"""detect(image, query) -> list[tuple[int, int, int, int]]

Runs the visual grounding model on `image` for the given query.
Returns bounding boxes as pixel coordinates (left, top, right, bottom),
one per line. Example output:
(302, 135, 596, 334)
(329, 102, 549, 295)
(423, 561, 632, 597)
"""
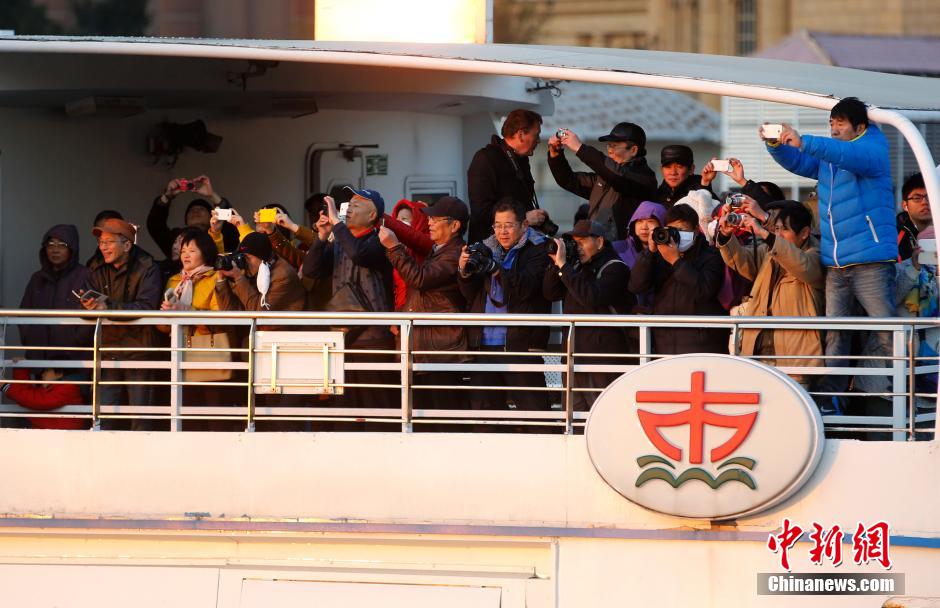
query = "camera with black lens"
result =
(652, 226, 680, 246)
(215, 252, 248, 272)
(726, 212, 746, 227)
(464, 242, 498, 276)
(547, 234, 580, 265)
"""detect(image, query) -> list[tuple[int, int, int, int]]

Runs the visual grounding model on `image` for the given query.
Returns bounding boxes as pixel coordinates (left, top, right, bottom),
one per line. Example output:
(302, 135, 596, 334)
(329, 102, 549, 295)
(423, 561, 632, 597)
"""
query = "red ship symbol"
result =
(636, 370, 760, 463)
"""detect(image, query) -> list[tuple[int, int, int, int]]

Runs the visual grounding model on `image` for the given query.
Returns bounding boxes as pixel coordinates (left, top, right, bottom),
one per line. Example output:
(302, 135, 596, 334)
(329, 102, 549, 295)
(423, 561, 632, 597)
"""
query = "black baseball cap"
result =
(421, 196, 469, 227)
(569, 220, 606, 238)
(660, 144, 694, 167)
(599, 122, 647, 150)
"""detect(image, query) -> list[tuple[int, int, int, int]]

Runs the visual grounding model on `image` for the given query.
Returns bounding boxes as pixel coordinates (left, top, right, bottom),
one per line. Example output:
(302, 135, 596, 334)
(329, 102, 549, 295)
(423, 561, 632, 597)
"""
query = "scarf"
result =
(174, 265, 213, 309)
(482, 227, 544, 306)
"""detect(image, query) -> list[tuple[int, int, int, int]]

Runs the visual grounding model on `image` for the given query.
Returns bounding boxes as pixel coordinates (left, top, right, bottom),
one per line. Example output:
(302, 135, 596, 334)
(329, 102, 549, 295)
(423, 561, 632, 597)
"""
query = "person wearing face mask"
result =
(628, 204, 727, 356)
(717, 201, 825, 388)
(543, 220, 636, 410)
(547, 122, 658, 241)
(215, 232, 304, 313)
(467, 109, 557, 243)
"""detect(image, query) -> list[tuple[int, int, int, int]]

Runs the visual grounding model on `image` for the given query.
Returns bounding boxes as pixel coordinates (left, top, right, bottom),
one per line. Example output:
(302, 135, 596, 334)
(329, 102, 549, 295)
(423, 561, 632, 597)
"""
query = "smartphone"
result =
(711, 159, 731, 172)
(258, 208, 278, 223)
(761, 123, 784, 139)
(216, 208, 233, 221)
(72, 289, 104, 302)
(338, 202, 350, 223)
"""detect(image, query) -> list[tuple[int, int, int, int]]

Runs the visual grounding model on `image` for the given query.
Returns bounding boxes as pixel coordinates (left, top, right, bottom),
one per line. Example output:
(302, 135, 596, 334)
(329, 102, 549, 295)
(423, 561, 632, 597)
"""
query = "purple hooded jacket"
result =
(19, 224, 93, 360)
(612, 201, 667, 269)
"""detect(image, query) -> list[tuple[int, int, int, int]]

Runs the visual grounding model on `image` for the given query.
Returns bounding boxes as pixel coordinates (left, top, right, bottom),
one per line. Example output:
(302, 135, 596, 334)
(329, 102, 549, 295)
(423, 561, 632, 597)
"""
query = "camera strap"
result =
(502, 145, 539, 210)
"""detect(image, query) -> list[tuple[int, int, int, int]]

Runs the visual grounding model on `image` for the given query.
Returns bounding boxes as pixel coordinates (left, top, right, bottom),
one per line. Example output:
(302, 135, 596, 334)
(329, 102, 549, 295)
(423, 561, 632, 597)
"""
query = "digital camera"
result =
(547, 234, 579, 265)
(727, 193, 747, 209)
(214, 252, 248, 272)
(464, 242, 498, 276)
(651, 226, 680, 246)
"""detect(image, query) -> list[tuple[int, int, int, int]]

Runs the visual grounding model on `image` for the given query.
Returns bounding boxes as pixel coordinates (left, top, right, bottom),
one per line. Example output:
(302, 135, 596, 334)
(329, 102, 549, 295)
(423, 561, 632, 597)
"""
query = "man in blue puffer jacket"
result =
(765, 97, 898, 415)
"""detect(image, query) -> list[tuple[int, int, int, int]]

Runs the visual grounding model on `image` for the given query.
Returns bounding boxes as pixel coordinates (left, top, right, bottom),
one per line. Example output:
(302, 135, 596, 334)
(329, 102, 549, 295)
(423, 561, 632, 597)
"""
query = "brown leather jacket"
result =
(386, 235, 467, 362)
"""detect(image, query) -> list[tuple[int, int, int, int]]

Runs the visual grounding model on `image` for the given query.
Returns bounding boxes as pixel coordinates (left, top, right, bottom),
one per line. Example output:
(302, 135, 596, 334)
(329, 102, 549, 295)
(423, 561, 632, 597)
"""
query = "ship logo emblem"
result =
(634, 371, 760, 489)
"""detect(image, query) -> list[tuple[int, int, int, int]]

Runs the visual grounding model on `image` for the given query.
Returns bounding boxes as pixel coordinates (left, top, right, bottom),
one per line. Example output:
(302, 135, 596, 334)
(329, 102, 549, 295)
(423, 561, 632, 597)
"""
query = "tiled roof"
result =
(540, 81, 721, 143)
(755, 31, 940, 76)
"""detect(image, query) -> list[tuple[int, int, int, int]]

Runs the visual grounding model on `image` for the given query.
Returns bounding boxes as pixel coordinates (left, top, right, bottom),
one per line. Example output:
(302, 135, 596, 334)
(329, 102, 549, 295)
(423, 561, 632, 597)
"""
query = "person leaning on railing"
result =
(378, 196, 470, 408)
(716, 200, 825, 389)
(79, 218, 163, 431)
(458, 198, 552, 411)
(543, 220, 636, 410)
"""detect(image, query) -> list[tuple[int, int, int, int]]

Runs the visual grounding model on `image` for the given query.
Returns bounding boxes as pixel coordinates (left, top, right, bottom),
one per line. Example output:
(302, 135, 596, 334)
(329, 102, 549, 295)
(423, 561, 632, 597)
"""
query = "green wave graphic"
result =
(717, 457, 756, 471)
(635, 467, 757, 490)
(636, 454, 676, 469)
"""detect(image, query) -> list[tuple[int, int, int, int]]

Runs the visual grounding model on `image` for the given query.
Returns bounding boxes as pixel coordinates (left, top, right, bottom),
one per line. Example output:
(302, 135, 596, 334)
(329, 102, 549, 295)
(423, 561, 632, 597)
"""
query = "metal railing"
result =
(0, 310, 936, 440)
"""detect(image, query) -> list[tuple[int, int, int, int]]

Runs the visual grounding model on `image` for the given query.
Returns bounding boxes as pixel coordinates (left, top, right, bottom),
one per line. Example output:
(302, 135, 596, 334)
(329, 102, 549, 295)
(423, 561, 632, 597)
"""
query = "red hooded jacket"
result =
(3, 369, 86, 430)
(385, 199, 431, 310)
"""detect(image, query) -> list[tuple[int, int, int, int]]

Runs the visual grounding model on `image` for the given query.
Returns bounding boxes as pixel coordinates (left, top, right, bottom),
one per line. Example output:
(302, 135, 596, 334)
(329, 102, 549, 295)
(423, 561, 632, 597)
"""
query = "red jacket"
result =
(386, 199, 431, 311)
(4, 369, 86, 430)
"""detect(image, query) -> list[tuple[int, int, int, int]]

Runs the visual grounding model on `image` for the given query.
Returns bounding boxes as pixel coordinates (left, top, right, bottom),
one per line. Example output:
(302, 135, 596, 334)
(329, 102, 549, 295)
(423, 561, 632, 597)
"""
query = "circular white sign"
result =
(586, 354, 824, 520)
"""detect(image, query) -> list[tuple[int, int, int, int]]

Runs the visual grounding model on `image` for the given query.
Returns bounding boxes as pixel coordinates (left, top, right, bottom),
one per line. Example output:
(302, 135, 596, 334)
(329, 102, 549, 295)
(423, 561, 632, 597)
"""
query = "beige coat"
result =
(720, 234, 825, 370)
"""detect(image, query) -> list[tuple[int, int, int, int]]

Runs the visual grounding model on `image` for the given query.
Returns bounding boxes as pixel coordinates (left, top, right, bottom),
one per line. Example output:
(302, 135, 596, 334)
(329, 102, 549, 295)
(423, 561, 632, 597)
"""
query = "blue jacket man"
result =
(764, 97, 897, 415)
(767, 121, 897, 267)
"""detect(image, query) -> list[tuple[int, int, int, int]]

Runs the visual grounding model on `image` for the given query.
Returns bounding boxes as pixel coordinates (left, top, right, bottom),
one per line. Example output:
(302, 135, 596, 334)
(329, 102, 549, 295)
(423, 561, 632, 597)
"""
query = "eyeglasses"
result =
(428, 216, 454, 224)
(606, 141, 633, 149)
(97, 238, 127, 248)
(44, 240, 69, 249)
(905, 194, 929, 203)
(492, 222, 521, 232)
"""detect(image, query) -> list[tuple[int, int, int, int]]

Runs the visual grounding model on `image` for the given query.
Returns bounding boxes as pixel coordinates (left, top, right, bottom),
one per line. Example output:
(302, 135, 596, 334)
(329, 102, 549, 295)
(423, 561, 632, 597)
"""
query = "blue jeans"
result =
(816, 263, 897, 395)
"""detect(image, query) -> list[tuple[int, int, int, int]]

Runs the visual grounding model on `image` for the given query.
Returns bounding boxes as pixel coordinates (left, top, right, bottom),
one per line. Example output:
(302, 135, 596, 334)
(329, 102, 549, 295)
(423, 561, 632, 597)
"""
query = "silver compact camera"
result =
(556, 129, 567, 139)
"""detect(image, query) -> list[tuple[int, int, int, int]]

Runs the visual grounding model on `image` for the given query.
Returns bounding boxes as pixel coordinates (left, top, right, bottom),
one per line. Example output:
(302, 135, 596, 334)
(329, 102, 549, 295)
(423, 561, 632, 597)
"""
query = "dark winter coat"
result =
(303, 223, 394, 346)
(547, 145, 657, 240)
(628, 233, 728, 355)
(387, 234, 467, 361)
(19, 224, 93, 361)
(84, 245, 163, 360)
(543, 243, 636, 355)
(459, 230, 552, 351)
(467, 135, 538, 244)
(656, 174, 715, 208)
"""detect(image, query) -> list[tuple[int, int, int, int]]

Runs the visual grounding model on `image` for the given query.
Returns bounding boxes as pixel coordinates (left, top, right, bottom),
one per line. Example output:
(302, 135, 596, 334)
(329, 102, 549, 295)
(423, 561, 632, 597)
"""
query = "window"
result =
(736, 0, 757, 56)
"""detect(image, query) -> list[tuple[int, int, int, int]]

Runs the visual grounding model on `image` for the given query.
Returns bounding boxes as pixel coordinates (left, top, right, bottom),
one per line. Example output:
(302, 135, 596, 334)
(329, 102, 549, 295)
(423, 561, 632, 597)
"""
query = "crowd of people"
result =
(5, 97, 937, 430)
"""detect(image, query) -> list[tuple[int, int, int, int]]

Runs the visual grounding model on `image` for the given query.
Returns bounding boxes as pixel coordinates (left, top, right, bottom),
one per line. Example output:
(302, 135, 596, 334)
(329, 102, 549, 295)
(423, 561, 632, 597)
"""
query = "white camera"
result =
(711, 159, 731, 173)
(761, 123, 784, 139)
(216, 208, 233, 221)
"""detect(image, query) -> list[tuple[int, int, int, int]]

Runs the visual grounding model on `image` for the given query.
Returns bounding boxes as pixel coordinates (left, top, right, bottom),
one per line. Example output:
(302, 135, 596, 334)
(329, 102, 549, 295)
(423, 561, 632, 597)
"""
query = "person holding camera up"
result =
(628, 204, 727, 355)
(458, 199, 552, 412)
(467, 109, 558, 243)
(147, 175, 239, 276)
(717, 201, 824, 388)
(543, 220, 636, 410)
(547, 123, 657, 241)
(214, 231, 304, 312)
(378, 197, 470, 407)
(303, 188, 395, 410)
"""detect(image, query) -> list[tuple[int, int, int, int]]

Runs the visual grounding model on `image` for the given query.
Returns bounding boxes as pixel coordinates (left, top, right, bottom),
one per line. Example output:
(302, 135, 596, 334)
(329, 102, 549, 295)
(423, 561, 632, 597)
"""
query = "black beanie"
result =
(238, 232, 273, 262)
(185, 199, 213, 217)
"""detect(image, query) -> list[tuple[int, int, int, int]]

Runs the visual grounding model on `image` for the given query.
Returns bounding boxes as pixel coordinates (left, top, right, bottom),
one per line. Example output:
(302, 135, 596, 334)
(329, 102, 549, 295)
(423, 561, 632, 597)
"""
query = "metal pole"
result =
(169, 322, 183, 432)
(639, 324, 651, 365)
(401, 321, 413, 433)
(564, 322, 575, 435)
(908, 325, 917, 441)
(91, 317, 102, 431)
(891, 327, 907, 442)
(246, 319, 256, 433)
